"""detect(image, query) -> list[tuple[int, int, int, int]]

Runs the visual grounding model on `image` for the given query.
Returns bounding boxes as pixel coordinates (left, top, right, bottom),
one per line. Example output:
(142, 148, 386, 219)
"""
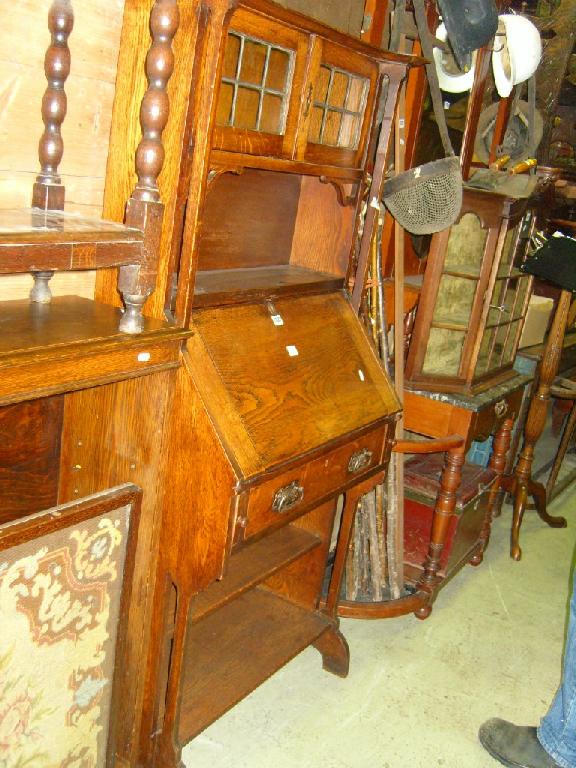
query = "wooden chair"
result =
(0, 485, 141, 767)
(0, 0, 177, 334)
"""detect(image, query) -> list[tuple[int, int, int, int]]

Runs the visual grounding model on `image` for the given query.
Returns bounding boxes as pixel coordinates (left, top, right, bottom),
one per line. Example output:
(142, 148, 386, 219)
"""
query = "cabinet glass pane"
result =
(422, 328, 465, 376)
(433, 275, 476, 326)
(308, 107, 323, 143)
(235, 87, 260, 130)
(476, 327, 496, 376)
(308, 65, 368, 150)
(491, 323, 510, 369)
(498, 224, 519, 276)
(266, 49, 290, 91)
(216, 83, 234, 125)
(444, 214, 487, 275)
(329, 71, 348, 108)
(217, 31, 294, 135)
(223, 34, 241, 78)
(513, 276, 531, 320)
(240, 40, 267, 85)
(503, 320, 520, 364)
(260, 94, 283, 134)
(323, 111, 342, 145)
(487, 278, 508, 326)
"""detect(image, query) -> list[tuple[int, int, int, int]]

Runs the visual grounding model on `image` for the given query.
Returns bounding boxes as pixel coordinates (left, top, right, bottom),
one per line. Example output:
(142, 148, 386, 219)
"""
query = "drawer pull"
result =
(348, 448, 374, 474)
(494, 399, 508, 418)
(272, 480, 304, 514)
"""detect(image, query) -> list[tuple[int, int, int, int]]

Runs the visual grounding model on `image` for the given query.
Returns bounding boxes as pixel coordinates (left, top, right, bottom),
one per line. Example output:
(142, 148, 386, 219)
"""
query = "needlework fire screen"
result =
(0, 485, 140, 767)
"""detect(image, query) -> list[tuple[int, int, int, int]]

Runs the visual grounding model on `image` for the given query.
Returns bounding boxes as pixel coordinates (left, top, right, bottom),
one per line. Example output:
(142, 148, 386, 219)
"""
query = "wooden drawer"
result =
(240, 426, 387, 541)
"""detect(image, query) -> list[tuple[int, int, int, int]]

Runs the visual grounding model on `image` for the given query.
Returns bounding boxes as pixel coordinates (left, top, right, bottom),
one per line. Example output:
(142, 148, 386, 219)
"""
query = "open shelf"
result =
(193, 265, 345, 307)
(0, 296, 190, 405)
(191, 525, 321, 621)
(179, 587, 331, 742)
(0, 208, 143, 271)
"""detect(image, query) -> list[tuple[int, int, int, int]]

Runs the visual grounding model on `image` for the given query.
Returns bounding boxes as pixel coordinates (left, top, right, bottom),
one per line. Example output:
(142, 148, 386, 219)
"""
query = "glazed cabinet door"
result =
(212, 8, 308, 158)
(298, 38, 379, 169)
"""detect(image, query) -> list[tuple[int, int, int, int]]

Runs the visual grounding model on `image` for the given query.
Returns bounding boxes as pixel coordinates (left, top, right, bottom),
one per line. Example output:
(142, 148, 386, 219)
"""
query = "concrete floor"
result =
(183, 488, 576, 768)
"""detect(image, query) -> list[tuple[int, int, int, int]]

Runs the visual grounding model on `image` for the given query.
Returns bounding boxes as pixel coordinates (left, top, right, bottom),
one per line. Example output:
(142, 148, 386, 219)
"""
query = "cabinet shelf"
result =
(0, 296, 190, 405)
(193, 265, 344, 306)
(0, 208, 143, 272)
(179, 587, 331, 742)
(191, 524, 321, 621)
(210, 148, 365, 182)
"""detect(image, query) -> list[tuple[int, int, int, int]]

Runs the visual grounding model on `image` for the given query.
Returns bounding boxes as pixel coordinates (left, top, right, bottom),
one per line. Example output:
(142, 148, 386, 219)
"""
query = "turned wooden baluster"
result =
(501, 289, 571, 560)
(414, 441, 465, 619)
(118, 0, 178, 334)
(30, 0, 73, 304)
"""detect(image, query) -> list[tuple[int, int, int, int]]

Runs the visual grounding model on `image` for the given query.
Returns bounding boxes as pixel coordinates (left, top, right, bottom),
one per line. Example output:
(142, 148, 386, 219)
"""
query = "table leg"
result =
(415, 442, 465, 619)
(501, 290, 571, 560)
(479, 416, 515, 555)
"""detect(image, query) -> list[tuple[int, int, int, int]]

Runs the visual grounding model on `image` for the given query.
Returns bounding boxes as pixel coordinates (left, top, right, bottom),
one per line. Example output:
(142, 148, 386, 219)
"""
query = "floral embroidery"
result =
(0, 646, 55, 766)
(68, 667, 109, 726)
(0, 510, 129, 767)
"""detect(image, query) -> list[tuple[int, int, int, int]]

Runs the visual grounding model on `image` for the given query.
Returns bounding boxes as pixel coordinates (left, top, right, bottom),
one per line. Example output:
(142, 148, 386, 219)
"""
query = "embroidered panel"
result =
(0, 505, 131, 767)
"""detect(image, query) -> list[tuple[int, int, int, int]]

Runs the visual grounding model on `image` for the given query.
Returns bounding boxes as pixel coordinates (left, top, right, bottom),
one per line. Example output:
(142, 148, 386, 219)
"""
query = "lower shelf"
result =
(178, 587, 331, 743)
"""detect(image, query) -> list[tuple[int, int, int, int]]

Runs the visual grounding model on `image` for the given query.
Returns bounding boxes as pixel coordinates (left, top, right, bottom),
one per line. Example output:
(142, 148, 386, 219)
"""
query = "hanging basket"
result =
(383, 156, 462, 235)
(383, 0, 463, 236)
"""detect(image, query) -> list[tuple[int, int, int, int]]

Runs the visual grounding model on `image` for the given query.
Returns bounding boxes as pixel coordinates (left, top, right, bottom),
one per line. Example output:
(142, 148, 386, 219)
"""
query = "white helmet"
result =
(492, 14, 542, 98)
(434, 23, 477, 93)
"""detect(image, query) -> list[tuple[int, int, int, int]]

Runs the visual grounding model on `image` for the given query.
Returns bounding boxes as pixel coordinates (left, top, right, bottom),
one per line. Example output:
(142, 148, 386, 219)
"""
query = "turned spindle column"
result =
(414, 442, 465, 618)
(118, 0, 179, 334)
(30, 0, 74, 304)
(502, 288, 571, 560)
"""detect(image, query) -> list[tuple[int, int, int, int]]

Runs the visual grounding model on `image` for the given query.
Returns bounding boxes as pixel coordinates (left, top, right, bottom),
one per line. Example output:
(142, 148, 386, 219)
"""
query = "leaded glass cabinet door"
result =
(301, 39, 379, 168)
(212, 9, 307, 158)
(405, 189, 533, 395)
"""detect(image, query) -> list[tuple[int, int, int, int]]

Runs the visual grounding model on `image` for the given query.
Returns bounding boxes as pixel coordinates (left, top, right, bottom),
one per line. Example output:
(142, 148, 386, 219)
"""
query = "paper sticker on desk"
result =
(271, 314, 284, 326)
(286, 345, 299, 357)
(358, 369, 365, 381)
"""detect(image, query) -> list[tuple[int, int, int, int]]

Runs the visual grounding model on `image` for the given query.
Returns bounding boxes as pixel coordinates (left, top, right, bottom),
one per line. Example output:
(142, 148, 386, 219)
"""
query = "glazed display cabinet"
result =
(405, 188, 536, 394)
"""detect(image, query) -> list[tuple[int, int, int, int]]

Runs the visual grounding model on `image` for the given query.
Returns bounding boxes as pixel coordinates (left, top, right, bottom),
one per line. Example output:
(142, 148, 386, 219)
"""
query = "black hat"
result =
(437, 0, 498, 70)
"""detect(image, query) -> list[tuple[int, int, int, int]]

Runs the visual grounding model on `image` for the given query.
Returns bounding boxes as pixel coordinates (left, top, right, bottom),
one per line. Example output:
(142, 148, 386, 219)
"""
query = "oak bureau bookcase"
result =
(97, 1, 417, 766)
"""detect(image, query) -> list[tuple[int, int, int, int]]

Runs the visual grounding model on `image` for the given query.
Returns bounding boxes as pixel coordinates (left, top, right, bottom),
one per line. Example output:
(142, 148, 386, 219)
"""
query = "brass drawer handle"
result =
(272, 480, 304, 514)
(494, 399, 508, 418)
(348, 448, 374, 474)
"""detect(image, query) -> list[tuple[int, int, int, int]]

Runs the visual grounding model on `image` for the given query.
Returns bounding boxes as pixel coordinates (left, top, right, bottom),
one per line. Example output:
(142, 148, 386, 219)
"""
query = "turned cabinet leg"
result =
(416, 444, 465, 602)
(479, 416, 515, 558)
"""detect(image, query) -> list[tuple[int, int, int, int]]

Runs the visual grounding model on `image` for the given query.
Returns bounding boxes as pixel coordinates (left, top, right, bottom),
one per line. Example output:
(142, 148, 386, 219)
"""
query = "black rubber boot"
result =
(479, 718, 562, 768)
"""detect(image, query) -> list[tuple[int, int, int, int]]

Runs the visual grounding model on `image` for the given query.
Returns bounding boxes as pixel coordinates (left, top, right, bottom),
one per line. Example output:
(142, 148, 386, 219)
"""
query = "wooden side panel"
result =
(0, 396, 63, 522)
(197, 170, 300, 270)
(58, 370, 176, 763)
(289, 176, 354, 277)
(160, 361, 237, 594)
